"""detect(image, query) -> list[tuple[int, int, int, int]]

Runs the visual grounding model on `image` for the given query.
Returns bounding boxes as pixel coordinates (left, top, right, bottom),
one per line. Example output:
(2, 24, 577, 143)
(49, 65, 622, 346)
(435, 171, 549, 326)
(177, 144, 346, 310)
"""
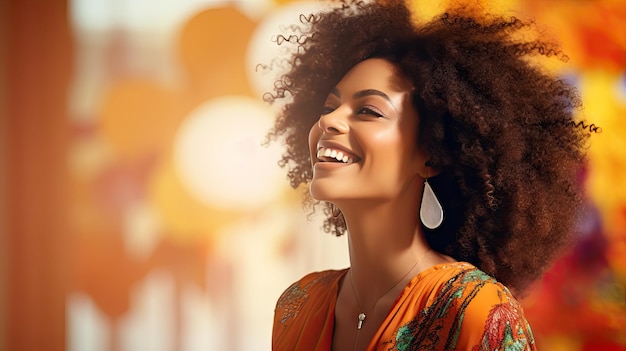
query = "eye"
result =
(357, 106, 383, 118)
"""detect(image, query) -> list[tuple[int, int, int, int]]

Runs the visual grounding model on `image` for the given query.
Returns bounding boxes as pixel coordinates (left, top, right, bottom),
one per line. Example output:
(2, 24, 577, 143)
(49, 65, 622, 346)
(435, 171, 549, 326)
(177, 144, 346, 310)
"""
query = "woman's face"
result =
(308, 58, 429, 203)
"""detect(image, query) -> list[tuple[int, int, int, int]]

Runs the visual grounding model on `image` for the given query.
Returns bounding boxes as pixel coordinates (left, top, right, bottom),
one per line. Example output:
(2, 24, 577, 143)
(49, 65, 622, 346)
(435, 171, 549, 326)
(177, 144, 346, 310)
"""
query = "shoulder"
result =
(437, 263, 536, 350)
(276, 270, 345, 308)
(439, 264, 524, 319)
(375, 263, 535, 350)
(272, 269, 346, 349)
(274, 269, 346, 325)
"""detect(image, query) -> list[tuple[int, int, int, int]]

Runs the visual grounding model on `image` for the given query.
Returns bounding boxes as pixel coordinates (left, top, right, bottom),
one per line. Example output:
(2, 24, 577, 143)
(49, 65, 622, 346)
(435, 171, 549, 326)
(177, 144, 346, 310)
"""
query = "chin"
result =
(309, 180, 347, 202)
(309, 182, 331, 202)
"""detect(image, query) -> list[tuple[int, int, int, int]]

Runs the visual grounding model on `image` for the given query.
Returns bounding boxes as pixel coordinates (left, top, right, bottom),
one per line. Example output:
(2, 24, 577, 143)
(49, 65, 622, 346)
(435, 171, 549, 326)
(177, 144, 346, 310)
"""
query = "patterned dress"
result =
(272, 262, 536, 350)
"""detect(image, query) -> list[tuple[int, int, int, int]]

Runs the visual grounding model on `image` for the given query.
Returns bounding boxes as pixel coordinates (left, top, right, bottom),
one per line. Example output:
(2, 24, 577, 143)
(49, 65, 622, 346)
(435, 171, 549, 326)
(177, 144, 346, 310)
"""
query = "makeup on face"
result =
(308, 58, 427, 202)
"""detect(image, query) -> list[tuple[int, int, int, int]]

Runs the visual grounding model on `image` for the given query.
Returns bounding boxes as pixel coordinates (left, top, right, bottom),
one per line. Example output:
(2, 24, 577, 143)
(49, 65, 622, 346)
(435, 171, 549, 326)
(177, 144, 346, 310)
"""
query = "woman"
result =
(267, 0, 592, 350)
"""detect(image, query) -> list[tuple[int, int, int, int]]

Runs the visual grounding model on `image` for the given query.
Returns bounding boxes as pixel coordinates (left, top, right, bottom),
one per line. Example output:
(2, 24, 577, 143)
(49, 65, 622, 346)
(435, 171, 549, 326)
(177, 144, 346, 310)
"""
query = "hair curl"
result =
(266, 0, 593, 295)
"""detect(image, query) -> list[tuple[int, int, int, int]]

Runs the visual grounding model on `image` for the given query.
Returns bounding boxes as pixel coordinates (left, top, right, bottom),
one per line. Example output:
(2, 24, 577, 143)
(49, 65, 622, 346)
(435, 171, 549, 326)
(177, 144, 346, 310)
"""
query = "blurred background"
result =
(1, 0, 624, 350)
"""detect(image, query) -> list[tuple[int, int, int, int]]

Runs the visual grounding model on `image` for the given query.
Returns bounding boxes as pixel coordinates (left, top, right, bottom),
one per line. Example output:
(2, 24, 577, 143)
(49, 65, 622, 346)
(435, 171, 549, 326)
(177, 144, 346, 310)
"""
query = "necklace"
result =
(349, 248, 431, 331)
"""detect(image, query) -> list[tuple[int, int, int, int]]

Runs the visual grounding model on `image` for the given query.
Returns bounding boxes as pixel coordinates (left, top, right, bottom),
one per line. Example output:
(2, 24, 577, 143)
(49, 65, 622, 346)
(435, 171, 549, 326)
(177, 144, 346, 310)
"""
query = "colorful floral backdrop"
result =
(2, 0, 624, 350)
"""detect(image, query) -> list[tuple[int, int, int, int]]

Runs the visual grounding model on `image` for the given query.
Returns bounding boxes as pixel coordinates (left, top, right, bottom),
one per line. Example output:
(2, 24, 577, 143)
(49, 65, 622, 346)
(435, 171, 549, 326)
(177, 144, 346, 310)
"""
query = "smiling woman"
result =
(266, 0, 593, 350)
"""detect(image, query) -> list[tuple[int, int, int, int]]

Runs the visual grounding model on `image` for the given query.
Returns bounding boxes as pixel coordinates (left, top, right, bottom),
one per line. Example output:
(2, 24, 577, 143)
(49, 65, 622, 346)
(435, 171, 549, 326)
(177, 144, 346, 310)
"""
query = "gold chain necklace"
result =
(348, 248, 431, 349)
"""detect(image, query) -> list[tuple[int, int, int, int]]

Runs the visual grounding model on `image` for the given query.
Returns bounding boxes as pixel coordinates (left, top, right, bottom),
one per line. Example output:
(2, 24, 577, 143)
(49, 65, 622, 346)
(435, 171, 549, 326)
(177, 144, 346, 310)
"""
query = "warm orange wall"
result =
(1, 0, 8, 347)
(0, 0, 71, 350)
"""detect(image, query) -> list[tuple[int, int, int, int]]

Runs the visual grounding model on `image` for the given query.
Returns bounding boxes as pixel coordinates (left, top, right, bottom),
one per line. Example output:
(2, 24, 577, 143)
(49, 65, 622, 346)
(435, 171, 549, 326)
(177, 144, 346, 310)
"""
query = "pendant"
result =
(357, 313, 366, 330)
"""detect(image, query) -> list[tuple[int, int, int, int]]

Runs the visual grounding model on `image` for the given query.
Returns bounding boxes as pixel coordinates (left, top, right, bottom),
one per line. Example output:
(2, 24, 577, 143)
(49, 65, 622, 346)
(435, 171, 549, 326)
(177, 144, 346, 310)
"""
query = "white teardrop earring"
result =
(420, 179, 443, 229)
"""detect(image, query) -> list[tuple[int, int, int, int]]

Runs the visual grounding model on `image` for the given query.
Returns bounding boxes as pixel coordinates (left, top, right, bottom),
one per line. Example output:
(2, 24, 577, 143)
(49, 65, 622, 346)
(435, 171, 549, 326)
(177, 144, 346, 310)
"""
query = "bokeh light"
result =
(173, 96, 285, 211)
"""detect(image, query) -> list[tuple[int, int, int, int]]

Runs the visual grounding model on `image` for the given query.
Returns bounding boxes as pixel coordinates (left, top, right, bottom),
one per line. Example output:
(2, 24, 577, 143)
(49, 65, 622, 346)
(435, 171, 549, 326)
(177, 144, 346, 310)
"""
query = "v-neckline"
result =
(328, 262, 470, 350)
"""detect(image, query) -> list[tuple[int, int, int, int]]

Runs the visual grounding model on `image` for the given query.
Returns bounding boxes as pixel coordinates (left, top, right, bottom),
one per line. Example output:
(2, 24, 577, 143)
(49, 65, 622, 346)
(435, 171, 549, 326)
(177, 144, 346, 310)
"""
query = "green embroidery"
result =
(276, 271, 339, 324)
(395, 324, 413, 351)
(384, 265, 535, 351)
(502, 321, 528, 351)
(438, 286, 464, 318)
(462, 269, 491, 284)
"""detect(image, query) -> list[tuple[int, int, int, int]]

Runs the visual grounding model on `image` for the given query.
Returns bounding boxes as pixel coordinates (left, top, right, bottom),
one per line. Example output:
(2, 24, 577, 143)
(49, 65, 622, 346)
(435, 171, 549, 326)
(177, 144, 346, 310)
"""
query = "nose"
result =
(318, 108, 349, 134)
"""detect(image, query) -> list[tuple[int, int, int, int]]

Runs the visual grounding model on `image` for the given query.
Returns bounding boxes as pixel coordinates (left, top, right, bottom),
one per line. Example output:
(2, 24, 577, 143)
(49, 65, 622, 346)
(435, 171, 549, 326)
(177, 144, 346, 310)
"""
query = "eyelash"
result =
(357, 107, 383, 117)
(321, 106, 383, 118)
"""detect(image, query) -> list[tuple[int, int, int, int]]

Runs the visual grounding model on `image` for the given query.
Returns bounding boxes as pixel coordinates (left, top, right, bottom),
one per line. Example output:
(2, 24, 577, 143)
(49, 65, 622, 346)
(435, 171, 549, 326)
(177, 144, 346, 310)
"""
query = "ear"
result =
(418, 161, 441, 179)
(413, 144, 440, 179)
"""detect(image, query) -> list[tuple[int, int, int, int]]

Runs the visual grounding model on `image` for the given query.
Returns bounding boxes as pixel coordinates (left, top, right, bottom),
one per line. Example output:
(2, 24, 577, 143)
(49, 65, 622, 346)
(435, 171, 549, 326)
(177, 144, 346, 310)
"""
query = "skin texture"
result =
(266, 0, 593, 299)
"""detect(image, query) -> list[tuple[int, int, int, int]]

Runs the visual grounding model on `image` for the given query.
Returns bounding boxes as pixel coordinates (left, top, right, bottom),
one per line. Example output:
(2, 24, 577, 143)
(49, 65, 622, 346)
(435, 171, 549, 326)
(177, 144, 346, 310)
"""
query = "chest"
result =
(331, 291, 398, 351)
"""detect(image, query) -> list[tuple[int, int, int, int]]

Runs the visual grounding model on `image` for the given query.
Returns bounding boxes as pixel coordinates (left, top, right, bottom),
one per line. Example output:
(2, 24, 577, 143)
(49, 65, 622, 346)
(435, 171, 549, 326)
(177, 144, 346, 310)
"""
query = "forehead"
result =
(334, 58, 413, 94)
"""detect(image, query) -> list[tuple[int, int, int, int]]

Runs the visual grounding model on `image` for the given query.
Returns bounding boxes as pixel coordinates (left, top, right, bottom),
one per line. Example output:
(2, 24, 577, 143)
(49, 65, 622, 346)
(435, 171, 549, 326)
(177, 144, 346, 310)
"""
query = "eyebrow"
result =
(329, 88, 393, 103)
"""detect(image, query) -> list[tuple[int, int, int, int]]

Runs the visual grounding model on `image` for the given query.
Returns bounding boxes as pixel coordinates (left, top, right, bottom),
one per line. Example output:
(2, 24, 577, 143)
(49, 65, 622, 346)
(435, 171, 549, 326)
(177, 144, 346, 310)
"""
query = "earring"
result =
(420, 179, 443, 229)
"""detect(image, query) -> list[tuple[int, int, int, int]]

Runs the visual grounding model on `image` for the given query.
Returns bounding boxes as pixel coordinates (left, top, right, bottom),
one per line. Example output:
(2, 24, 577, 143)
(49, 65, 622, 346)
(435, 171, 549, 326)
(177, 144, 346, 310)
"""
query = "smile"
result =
(316, 147, 358, 164)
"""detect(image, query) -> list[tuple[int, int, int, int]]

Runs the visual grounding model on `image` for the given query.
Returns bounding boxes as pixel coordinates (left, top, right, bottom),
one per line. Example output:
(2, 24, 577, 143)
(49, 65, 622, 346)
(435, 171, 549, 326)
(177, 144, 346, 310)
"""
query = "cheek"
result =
(368, 128, 419, 173)
(369, 128, 407, 157)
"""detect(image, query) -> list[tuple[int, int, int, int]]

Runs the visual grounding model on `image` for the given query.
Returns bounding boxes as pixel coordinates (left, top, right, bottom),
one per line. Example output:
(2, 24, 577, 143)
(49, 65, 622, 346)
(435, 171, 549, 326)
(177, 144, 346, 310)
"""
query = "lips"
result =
(315, 142, 361, 164)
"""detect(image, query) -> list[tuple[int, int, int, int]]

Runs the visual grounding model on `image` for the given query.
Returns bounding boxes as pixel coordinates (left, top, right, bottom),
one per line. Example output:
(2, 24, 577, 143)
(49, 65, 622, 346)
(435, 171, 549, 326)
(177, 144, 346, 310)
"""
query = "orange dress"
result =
(272, 262, 536, 350)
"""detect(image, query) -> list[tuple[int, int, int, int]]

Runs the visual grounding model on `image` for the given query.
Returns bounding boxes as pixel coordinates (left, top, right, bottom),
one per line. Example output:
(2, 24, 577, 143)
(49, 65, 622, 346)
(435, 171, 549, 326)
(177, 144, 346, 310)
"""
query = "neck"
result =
(339, 195, 431, 308)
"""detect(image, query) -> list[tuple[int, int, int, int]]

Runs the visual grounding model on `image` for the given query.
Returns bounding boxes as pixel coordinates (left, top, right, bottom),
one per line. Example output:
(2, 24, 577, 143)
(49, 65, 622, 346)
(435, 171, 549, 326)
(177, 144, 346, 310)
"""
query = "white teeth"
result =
(317, 147, 356, 164)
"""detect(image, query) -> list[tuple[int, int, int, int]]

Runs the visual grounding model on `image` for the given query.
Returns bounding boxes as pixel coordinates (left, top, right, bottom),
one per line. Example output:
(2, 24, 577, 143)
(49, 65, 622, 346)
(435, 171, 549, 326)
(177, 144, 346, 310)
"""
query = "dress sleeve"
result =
(272, 270, 343, 351)
(455, 281, 536, 351)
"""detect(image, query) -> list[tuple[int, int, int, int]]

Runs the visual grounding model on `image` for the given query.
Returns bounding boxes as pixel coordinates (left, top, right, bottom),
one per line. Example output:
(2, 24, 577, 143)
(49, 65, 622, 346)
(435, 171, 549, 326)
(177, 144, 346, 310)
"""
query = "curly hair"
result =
(265, 0, 593, 295)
